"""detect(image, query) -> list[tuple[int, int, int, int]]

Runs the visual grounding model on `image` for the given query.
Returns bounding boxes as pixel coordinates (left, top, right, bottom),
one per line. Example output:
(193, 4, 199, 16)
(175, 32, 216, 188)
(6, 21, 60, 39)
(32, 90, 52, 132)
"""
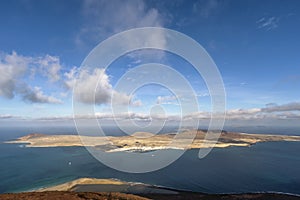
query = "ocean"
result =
(0, 124, 300, 194)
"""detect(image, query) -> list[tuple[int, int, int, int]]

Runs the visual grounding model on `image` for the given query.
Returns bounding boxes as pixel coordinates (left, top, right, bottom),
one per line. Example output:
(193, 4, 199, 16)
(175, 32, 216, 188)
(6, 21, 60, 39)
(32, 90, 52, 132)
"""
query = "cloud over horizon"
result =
(261, 102, 300, 112)
(3, 102, 296, 122)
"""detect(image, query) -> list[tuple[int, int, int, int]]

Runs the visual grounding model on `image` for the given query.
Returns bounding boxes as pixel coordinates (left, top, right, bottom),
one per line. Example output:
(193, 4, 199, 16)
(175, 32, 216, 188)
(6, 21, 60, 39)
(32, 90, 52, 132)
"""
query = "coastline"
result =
(34, 177, 300, 197)
(36, 177, 179, 194)
(2, 177, 300, 200)
(5, 130, 300, 152)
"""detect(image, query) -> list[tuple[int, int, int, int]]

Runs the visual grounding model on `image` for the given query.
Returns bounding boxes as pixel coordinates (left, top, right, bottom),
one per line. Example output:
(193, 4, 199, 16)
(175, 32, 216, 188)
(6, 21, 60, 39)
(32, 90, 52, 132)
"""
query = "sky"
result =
(0, 0, 300, 127)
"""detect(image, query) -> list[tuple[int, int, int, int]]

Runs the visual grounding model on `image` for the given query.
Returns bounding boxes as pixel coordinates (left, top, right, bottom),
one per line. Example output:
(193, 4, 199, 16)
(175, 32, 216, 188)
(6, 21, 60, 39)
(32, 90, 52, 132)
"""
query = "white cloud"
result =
(256, 17, 279, 30)
(70, 68, 132, 105)
(132, 99, 143, 107)
(19, 86, 62, 104)
(77, 0, 168, 59)
(196, 93, 209, 97)
(37, 55, 62, 82)
(0, 114, 16, 119)
(65, 66, 144, 106)
(64, 66, 78, 89)
(0, 51, 29, 98)
(73, 68, 113, 104)
(30, 101, 300, 121)
(74, 112, 175, 121)
(156, 95, 178, 105)
(0, 51, 63, 104)
(227, 108, 261, 115)
(180, 102, 300, 121)
(80, 0, 164, 38)
(261, 102, 300, 112)
(277, 112, 300, 119)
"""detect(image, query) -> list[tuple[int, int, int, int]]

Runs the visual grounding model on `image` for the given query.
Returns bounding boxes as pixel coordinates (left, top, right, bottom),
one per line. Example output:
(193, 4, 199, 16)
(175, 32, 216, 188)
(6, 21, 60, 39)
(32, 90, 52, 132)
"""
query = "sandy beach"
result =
(2, 178, 300, 200)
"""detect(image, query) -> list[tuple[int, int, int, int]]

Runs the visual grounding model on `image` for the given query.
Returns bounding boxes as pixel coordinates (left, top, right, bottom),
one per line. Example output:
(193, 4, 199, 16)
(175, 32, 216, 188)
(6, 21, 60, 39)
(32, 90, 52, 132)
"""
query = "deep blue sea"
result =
(0, 124, 300, 194)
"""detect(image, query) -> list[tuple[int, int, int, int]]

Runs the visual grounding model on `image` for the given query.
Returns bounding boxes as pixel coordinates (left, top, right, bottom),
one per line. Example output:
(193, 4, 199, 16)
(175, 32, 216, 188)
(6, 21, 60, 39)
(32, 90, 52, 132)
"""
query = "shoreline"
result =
(2, 177, 300, 200)
(15, 177, 300, 198)
(18, 176, 300, 197)
(5, 130, 300, 152)
(40, 177, 300, 197)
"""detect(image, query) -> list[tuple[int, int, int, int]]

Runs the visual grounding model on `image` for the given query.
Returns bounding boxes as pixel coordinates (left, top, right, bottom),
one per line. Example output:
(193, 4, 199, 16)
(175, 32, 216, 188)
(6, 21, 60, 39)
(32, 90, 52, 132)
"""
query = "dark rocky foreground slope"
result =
(1, 191, 300, 200)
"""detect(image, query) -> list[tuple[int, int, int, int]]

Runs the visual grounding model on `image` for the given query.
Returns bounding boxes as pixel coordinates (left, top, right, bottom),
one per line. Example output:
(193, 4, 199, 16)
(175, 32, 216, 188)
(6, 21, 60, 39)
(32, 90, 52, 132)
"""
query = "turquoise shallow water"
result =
(0, 125, 300, 194)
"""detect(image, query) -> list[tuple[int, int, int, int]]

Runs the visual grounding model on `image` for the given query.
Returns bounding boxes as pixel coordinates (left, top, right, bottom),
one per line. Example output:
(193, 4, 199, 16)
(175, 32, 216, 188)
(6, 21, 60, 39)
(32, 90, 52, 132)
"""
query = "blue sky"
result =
(0, 0, 300, 125)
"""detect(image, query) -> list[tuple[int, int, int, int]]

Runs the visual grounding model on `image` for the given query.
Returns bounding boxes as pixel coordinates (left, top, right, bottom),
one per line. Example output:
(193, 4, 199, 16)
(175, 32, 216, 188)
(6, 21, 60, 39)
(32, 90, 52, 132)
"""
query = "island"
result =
(5, 130, 300, 151)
